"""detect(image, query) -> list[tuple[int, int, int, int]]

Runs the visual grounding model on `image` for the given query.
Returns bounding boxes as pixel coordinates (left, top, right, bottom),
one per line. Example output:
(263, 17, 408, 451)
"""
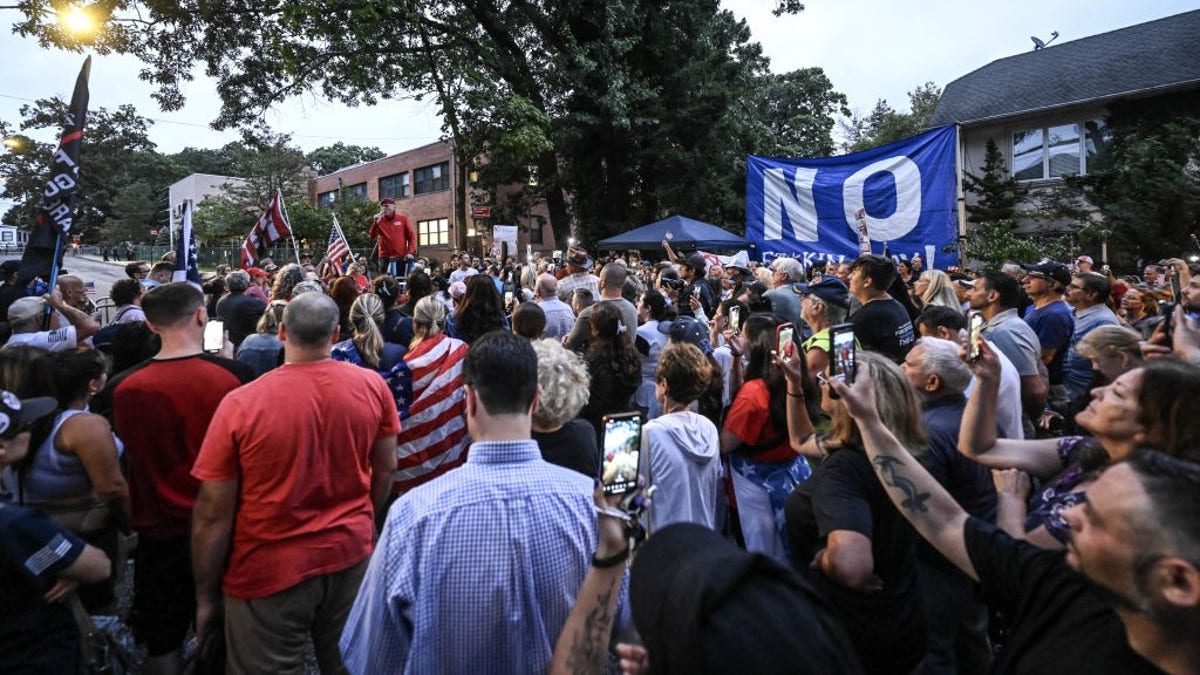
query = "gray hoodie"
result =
(641, 411, 722, 532)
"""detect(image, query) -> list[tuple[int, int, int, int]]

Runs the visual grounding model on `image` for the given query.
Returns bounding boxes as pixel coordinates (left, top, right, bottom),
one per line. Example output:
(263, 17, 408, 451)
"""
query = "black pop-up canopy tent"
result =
(596, 215, 751, 251)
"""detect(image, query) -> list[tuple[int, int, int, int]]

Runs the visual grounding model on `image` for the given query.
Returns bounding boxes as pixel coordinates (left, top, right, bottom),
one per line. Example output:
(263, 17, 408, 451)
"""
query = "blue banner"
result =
(746, 124, 958, 268)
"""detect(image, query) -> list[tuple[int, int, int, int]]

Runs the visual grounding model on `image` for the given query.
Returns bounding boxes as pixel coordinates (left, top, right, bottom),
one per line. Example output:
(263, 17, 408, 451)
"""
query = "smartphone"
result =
(828, 322, 856, 398)
(601, 412, 643, 496)
(775, 322, 795, 361)
(504, 290, 514, 306)
(729, 305, 741, 333)
(967, 310, 985, 362)
(203, 320, 225, 353)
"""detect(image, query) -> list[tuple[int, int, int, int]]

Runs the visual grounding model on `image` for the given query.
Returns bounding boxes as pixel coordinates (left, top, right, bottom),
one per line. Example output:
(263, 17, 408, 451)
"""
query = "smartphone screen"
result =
(830, 323, 856, 384)
(504, 291, 514, 306)
(776, 322, 794, 360)
(203, 320, 225, 353)
(729, 306, 741, 333)
(967, 311, 985, 361)
(601, 413, 642, 496)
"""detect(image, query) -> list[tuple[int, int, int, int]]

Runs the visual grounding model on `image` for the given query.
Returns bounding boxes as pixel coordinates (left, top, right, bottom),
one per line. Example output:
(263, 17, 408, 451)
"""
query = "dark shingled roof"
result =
(930, 10, 1200, 126)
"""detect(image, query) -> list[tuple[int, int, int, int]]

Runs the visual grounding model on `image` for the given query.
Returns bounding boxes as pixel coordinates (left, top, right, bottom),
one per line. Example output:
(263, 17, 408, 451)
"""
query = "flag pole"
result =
(276, 188, 302, 265)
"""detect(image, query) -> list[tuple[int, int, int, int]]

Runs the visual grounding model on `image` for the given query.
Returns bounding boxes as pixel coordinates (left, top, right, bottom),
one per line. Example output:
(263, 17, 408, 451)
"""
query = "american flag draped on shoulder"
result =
(172, 201, 201, 288)
(240, 189, 291, 268)
(323, 214, 352, 275)
(18, 56, 91, 287)
(392, 333, 470, 494)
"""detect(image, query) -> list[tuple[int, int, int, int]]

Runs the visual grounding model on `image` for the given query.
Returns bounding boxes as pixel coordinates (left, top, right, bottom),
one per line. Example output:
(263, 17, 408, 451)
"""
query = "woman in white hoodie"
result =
(641, 342, 723, 532)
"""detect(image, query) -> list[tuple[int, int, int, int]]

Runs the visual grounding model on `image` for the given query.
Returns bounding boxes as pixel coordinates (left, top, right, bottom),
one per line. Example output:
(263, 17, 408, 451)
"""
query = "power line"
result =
(0, 92, 440, 143)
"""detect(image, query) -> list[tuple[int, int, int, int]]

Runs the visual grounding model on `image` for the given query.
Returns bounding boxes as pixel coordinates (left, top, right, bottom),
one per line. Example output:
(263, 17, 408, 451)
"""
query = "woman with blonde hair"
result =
(913, 269, 961, 311)
(332, 293, 407, 372)
(391, 296, 470, 495)
(1074, 324, 1144, 385)
(530, 339, 597, 478)
(783, 351, 928, 674)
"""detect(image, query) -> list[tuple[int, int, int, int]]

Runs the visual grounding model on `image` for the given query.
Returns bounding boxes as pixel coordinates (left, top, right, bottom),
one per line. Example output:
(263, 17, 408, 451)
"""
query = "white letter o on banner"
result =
(842, 156, 922, 241)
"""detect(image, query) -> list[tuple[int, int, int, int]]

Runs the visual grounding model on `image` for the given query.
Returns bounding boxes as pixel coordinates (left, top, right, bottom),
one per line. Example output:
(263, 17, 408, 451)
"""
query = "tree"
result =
(960, 138, 1072, 269)
(963, 139, 1027, 224)
(841, 82, 941, 152)
(0, 100, 171, 243)
(1053, 92, 1200, 267)
(306, 143, 386, 176)
(8, 0, 846, 246)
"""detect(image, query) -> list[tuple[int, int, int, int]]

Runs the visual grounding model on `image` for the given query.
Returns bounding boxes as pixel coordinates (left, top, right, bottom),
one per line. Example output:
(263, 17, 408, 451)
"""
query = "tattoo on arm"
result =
(565, 577, 618, 674)
(872, 456, 932, 513)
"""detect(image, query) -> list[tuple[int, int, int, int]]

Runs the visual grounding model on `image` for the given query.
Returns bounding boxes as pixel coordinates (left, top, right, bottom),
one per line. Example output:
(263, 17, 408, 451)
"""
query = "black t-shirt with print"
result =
(850, 296, 915, 363)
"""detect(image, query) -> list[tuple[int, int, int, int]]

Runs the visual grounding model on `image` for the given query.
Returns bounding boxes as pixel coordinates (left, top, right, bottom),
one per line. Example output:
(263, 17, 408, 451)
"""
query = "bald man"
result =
(535, 274, 576, 341)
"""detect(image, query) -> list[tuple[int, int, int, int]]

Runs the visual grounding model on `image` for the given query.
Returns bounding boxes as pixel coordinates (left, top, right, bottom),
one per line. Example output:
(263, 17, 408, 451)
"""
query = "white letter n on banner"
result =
(763, 167, 818, 241)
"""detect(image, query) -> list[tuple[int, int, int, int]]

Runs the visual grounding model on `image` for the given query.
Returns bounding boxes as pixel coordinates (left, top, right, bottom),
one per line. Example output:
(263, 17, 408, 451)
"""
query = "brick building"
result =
(310, 141, 555, 263)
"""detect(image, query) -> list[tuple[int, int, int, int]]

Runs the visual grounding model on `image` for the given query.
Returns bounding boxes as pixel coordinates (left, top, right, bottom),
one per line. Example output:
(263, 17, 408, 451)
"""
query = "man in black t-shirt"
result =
(830, 362, 1200, 675)
(847, 255, 915, 362)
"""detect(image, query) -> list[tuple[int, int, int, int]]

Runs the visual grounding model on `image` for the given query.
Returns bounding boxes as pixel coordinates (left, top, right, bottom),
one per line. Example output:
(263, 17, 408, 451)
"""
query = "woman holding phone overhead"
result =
(720, 313, 811, 564)
(782, 350, 930, 674)
(958, 339, 1200, 549)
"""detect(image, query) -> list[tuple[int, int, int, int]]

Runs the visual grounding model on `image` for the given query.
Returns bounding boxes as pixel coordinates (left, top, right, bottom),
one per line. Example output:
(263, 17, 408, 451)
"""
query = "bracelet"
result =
(592, 547, 630, 569)
(787, 390, 804, 398)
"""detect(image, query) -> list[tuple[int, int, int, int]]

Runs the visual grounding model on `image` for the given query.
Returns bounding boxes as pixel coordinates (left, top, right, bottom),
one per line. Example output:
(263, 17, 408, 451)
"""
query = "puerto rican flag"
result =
(240, 189, 291, 268)
(392, 333, 470, 494)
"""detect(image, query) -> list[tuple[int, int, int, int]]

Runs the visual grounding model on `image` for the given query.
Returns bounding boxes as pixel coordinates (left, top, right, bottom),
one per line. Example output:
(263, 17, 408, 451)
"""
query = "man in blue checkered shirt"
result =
(341, 331, 617, 674)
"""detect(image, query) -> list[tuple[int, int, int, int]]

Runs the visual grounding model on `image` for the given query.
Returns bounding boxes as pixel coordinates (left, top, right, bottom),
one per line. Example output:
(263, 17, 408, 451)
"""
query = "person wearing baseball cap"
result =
(369, 196, 416, 277)
(678, 252, 717, 319)
(1019, 261, 1074, 408)
(4, 289, 99, 351)
(795, 276, 854, 379)
(1074, 255, 1094, 273)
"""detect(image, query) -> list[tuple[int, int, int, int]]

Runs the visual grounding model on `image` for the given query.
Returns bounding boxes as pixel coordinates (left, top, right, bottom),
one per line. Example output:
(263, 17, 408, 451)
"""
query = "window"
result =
(414, 162, 450, 194)
(379, 172, 410, 200)
(344, 182, 368, 201)
(317, 190, 337, 208)
(418, 218, 450, 247)
(1, 231, 12, 242)
(528, 216, 544, 245)
(1012, 119, 1110, 181)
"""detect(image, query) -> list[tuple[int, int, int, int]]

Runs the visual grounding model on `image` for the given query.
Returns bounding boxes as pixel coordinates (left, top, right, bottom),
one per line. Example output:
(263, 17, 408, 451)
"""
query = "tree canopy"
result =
(9, 0, 846, 245)
(840, 82, 941, 153)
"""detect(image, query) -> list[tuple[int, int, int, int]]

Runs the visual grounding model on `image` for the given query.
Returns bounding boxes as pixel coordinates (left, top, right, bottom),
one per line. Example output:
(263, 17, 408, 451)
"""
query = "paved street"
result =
(0, 253, 131, 311)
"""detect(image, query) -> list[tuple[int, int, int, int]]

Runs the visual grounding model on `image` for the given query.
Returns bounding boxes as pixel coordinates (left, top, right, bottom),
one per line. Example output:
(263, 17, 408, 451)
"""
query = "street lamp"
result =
(57, 2, 110, 40)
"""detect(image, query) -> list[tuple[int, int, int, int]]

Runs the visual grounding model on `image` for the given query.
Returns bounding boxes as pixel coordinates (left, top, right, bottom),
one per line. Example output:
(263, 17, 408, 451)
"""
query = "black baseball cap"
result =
(792, 275, 850, 309)
(0, 391, 57, 439)
(1021, 261, 1071, 288)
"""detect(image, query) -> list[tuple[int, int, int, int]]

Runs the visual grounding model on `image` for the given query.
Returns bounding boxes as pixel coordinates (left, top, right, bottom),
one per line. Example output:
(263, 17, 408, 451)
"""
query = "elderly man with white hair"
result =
(764, 256, 805, 326)
(900, 336, 996, 675)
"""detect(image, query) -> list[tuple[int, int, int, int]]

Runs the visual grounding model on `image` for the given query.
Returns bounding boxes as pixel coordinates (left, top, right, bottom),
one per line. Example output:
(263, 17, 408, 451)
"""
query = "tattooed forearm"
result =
(872, 456, 932, 513)
(565, 576, 618, 674)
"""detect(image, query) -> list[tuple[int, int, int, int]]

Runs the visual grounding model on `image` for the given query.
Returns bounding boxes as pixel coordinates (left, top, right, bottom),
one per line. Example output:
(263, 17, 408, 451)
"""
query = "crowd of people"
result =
(1, 218, 1199, 674)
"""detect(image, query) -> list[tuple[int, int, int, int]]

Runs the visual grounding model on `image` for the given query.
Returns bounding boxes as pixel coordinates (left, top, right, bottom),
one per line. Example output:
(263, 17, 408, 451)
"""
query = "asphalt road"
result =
(0, 253, 130, 309)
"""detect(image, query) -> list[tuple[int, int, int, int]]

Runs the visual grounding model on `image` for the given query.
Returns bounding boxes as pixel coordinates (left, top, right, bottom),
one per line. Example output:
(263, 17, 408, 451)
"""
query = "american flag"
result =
(324, 215, 351, 271)
(392, 333, 470, 494)
(240, 189, 291, 268)
(172, 200, 201, 288)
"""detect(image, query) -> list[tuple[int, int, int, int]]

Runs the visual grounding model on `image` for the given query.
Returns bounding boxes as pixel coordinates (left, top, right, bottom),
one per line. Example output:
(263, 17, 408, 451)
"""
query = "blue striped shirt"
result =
(340, 439, 602, 674)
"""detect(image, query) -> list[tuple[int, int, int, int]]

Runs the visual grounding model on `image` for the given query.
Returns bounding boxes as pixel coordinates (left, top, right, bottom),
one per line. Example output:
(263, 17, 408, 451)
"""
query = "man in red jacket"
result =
(369, 197, 416, 277)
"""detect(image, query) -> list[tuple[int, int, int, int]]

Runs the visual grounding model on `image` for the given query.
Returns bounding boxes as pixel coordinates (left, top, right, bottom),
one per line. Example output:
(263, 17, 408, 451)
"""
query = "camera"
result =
(661, 278, 687, 291)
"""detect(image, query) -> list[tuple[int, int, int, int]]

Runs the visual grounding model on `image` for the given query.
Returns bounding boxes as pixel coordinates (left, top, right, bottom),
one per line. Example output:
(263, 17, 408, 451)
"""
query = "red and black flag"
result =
(18, 56, 91, 286)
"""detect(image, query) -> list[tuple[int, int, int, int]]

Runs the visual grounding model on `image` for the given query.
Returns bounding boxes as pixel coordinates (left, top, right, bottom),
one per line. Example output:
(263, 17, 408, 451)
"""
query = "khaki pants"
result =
(224, 559, 368, 674)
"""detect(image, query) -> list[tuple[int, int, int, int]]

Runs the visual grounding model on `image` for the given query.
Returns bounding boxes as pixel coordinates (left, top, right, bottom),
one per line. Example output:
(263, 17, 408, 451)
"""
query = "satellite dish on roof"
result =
(1031, 31, 1060, 50)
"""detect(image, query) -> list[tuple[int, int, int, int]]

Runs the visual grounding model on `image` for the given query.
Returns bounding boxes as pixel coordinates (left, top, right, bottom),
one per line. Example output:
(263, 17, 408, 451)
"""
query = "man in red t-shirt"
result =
(368, 197, 416, 278)
(191, 292, 399, 673)
(108, 283, 253, 675)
